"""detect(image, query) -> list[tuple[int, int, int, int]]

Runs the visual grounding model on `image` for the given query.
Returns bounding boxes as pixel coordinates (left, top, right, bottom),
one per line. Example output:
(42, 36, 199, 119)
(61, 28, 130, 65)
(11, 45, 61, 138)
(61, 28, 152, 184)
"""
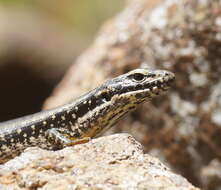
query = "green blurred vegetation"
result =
(0, 0, 124, 37)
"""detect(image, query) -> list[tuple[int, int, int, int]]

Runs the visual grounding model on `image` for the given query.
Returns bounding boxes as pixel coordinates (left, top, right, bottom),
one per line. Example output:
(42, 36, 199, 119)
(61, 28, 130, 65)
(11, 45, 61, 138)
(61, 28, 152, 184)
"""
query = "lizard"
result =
(0, 68, 175, 164)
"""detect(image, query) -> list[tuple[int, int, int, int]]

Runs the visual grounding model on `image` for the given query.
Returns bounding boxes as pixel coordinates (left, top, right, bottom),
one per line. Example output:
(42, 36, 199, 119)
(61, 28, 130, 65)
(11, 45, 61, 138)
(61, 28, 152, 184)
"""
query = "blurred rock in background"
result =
(43, 0, 221, 189)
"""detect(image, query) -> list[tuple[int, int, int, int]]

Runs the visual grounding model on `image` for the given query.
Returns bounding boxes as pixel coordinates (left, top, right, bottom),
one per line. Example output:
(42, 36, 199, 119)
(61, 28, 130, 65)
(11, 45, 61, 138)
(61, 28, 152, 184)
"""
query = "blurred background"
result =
(0, 0, 124, 121)
(1, 1, 221, 189)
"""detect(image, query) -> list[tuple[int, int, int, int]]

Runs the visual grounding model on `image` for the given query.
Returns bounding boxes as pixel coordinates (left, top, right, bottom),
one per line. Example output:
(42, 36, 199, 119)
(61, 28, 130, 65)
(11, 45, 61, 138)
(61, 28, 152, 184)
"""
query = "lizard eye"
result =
(131, 73, 145, 82)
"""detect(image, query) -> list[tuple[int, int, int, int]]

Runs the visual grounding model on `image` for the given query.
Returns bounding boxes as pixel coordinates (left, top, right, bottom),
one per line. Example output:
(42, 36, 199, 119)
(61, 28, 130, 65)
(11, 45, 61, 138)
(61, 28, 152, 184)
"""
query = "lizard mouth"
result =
(104, 70, 175, 100)
(135, 73, 175, 98)
(158, 75, 175, 89)
(148, 75, 175, 96)
(117, 74, 175, 101)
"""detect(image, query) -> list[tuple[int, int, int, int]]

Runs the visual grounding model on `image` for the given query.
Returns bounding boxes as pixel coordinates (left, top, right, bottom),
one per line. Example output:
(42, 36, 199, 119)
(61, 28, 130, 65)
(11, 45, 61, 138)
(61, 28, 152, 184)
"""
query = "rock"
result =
(200, 159, 221, 190)
(0, 134, 199, 190)
(43, 0, 221, 188)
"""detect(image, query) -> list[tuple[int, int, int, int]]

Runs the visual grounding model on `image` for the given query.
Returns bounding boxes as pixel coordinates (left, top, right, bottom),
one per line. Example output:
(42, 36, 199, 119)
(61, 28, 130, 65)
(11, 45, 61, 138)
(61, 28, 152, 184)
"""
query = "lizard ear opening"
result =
(100, 91, 111, 102)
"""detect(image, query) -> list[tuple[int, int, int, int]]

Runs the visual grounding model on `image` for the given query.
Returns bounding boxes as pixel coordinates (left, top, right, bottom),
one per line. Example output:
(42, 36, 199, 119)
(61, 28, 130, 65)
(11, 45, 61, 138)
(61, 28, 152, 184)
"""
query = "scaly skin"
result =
(0, 68, 175, 163)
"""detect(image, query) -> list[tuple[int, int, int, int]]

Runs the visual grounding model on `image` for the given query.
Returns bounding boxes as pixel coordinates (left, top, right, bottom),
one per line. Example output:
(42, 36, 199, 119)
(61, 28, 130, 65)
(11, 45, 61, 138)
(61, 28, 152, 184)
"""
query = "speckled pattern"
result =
(0, 134, 199, 190)
(0, 68, 174, 164)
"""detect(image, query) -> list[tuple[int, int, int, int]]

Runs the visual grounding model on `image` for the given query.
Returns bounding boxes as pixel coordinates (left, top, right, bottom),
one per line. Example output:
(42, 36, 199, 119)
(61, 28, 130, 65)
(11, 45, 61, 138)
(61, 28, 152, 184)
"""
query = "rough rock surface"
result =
(0, 134, 199, 190)
(43, 0, 221, 189)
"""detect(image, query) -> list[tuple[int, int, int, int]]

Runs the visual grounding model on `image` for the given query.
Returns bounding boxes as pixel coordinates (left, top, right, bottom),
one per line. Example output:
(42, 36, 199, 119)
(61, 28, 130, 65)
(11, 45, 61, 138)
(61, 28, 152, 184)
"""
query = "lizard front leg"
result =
(46, 128, 91, 149)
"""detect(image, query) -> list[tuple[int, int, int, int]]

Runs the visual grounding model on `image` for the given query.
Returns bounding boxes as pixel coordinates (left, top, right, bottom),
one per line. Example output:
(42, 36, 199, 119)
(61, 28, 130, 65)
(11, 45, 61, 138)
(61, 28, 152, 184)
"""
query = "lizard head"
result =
(72, 68, 175, 137)
(100, 68, 175, 105)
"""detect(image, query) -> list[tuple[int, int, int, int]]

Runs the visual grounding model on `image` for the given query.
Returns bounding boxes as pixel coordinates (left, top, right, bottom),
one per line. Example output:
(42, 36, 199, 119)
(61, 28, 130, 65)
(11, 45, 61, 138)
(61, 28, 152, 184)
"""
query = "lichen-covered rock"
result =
(0, 134, 199, 190)
(43, 0, 221, 189)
